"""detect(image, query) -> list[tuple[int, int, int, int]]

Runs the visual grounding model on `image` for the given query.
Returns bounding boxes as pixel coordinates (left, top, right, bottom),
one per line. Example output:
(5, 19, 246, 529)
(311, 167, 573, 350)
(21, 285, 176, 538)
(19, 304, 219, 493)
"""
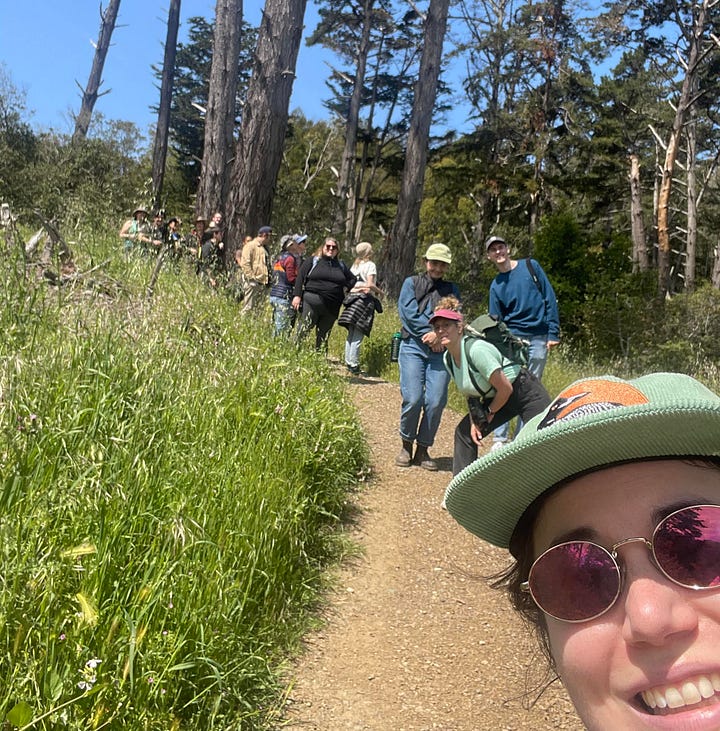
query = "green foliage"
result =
(0, 238, 368, 729)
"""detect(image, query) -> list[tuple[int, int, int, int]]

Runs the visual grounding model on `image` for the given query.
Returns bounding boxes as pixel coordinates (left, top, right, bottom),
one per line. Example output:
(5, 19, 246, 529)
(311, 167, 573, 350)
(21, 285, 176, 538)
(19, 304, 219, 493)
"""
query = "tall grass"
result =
(0, 239, 367, 729)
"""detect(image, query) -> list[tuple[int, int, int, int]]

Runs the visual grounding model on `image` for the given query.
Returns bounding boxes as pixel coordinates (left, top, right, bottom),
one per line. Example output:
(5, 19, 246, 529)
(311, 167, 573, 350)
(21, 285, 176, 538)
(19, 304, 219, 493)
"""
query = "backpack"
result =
(461, 314, 530, 400)
(464, 313, 530, 370)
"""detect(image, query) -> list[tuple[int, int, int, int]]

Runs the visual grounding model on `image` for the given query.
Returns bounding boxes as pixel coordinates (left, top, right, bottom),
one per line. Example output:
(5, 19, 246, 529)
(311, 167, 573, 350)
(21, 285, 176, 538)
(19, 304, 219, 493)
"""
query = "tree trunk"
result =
(712, 242, 720, 289)
(381, 0, 450, 298)
(72, 0, 121, 143)
(685, 105, 697, 293)
(152, 0, 182, 211)
(332, 0, 374, 252)
(195, 0, 243, 223)
(628, 154, 649, 273)
(656, 0, 707, 298)
(227, 0, 308, 246)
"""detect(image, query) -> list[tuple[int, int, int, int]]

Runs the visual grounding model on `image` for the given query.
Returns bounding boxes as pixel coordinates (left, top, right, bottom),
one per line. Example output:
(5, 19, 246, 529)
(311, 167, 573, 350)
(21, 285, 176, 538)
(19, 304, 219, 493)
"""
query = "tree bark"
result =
(656, 0, 707, 298)
(685, 104, 697, 293)
(152, 0, 182, 211)
(72, 0, 121, 143)
(195, 0, 243, 222)
(227, 0, 308, 246)
(332, 0, 374, 252)
(628, 154, 649, 273)
(381, 0, 450, 297)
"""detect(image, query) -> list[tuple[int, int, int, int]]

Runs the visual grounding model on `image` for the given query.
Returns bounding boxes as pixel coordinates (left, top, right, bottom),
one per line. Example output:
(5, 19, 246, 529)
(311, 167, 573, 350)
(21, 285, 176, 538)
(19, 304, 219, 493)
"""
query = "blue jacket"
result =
(398, 273, 461, 339)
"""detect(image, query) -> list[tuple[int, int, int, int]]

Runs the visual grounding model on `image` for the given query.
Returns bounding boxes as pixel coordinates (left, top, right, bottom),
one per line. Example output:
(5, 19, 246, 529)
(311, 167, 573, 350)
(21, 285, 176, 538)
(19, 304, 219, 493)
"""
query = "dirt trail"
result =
(282, 376, 584, 731)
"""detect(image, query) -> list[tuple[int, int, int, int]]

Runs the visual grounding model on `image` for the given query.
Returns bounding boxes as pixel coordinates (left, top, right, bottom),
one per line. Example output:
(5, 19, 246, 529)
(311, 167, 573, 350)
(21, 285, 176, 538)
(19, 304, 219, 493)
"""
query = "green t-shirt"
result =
(444, 336, 520, 398)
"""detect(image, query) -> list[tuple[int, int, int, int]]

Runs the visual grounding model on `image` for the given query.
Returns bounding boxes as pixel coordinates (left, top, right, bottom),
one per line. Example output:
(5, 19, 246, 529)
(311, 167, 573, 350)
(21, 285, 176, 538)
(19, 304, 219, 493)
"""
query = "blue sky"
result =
(1, 0, 471, 139)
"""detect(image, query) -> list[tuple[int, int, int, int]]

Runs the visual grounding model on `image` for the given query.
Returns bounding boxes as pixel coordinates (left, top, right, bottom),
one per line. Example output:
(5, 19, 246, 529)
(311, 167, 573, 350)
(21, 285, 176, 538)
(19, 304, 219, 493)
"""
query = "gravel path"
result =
(282, 375, 584, 730)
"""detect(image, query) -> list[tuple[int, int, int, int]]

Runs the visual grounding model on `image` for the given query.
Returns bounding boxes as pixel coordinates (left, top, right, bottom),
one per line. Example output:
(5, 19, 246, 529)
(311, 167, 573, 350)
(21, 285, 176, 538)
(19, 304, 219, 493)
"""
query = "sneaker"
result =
(490, 441, 506, 452)
(346, 364, 360, 375)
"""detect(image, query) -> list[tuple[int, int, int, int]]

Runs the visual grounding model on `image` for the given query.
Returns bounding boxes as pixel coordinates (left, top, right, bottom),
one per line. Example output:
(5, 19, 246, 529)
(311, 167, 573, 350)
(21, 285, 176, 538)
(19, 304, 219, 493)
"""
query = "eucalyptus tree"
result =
(227, 0, 308, 246)
(161, 17, 256, 198)
(308, 0, 425, 251)
(195, 0, 243, 221)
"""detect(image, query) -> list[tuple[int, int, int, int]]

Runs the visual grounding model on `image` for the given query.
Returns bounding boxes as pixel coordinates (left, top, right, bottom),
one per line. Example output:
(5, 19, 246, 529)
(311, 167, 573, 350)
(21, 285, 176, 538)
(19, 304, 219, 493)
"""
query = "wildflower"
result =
(77, 658, 102, 691)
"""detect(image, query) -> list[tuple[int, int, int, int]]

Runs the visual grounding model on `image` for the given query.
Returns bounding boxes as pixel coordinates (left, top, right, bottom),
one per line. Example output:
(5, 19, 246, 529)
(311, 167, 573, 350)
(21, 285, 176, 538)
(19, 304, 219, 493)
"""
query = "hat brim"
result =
(444, 373, 720, 552)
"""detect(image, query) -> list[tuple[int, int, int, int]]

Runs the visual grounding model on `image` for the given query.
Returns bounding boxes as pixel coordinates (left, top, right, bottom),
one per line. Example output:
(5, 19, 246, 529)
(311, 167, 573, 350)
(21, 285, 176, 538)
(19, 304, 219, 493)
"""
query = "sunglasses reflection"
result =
(525, 504, 720, 622)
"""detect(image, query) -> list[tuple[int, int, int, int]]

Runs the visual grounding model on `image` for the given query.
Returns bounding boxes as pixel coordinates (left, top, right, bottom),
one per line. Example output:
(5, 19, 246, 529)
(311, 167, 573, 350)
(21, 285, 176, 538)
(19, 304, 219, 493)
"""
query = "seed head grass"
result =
(0, 237, 368, 729)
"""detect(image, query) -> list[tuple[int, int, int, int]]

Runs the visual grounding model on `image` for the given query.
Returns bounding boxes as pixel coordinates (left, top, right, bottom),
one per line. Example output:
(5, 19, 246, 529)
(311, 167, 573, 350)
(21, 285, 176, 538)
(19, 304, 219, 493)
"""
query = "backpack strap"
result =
(462, 337, 492, 400)
(524, 258, 543, 294)
(525, 257, 549, 315)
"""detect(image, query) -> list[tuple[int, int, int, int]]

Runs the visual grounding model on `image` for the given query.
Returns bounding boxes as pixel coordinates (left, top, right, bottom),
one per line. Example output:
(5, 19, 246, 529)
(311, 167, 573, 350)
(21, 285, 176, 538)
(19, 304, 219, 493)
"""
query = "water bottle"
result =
(390, 332, 402, 362)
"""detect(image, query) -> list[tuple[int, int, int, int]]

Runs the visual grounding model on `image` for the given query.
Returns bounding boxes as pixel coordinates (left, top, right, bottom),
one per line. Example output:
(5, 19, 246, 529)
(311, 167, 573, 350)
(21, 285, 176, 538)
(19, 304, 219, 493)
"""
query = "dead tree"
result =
(381, 0, 450, 297)
(72, 0, 121, 143)
(151, 0, 182, 210)
(227, 0, 308, 246)
(195, 0, 243, 223)
(628, 154, 649, 272)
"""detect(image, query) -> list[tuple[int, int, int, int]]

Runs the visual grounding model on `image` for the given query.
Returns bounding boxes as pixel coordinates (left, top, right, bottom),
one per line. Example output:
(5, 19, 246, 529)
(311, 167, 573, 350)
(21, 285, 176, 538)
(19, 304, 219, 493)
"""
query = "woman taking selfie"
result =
(444, 372, 720, 731)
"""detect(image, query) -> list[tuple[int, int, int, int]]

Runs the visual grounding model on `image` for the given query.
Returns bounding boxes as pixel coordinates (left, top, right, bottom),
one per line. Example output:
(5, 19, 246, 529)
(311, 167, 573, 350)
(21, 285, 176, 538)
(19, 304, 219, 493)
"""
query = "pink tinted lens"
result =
(653, 505, 720, 589)
(528, 542, 621, 622)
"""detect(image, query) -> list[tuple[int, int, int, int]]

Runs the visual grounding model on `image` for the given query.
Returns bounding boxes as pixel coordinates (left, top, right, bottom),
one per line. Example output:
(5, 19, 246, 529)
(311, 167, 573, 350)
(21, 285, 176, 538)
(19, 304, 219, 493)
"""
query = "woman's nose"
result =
(621, 550, 699, 647)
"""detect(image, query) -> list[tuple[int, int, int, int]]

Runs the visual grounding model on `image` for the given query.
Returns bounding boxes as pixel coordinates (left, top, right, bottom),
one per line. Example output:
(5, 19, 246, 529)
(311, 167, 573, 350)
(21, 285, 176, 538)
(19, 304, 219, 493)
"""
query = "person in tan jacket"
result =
(240, 225, 272, 314)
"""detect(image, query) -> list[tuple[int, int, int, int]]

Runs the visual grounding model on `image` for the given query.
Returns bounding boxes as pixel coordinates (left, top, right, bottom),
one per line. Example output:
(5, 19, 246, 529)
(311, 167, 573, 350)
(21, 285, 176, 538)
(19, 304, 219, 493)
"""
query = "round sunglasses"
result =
(522, 504, 720, 623)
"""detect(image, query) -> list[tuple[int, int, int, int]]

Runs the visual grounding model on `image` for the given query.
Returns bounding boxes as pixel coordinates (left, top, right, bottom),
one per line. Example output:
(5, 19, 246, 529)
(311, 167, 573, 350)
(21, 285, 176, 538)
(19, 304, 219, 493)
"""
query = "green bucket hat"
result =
(423, 243, 452, 264)
(444, 372, 720, 555)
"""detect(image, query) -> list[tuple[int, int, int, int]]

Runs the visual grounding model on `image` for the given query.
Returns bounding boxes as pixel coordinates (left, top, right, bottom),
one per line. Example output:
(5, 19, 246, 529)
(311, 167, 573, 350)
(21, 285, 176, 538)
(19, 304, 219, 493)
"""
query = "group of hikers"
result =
(118, 208, 386, 373)
(117, 205, 720, 731)
(395, 237, 560, 474)
(120, 205, 563, 466)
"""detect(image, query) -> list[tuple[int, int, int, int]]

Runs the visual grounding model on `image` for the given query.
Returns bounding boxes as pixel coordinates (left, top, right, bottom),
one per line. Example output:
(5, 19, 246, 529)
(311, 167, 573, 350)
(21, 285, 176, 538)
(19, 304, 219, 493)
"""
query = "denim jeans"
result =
(493, 336, 548, 443)
(270, 296, 294, 337)
(344, 326, 364, 368)
(398, 336, 450, 447)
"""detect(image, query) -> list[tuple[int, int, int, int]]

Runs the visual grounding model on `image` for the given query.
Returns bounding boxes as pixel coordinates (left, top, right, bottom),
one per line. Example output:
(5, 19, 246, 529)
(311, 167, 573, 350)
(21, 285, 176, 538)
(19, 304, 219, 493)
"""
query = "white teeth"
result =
(666, 687, 685, 709)
(699, 676, 715, 699)
(641, 676, 720, 712)
(680, 681, 702, 705)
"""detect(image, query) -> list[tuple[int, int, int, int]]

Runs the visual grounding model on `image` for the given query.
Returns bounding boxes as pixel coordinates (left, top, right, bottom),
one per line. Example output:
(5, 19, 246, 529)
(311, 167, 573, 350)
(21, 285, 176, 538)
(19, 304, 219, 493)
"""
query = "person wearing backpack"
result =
(430, 296, 551, 475)
(486, 235, 560, 450)
(395, 243, 461, 471)
(292, 237, 357, 351)
(270, 234, 306, 337)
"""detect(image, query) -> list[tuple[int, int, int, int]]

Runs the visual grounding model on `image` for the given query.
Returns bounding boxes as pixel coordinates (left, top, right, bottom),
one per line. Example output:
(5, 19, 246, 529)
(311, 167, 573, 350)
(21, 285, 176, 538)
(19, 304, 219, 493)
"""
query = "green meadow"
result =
(0, 235, 370, 729)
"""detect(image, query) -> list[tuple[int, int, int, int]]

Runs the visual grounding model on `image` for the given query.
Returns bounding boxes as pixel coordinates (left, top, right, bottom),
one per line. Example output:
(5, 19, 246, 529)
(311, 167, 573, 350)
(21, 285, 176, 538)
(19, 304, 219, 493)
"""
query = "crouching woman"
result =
(429, 296, 550, 474)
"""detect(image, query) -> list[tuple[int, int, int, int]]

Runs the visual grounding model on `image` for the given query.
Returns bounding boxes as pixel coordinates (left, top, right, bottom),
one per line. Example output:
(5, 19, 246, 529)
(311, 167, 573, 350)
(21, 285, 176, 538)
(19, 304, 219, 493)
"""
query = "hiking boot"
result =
(414, 445, 438, 471)
(395, 440, 413, 467)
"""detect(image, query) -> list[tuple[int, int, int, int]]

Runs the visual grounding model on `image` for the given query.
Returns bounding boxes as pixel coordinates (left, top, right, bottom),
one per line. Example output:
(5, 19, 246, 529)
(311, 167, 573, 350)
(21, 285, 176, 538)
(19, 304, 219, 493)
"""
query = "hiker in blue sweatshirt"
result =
(486, 235, 560, 450)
